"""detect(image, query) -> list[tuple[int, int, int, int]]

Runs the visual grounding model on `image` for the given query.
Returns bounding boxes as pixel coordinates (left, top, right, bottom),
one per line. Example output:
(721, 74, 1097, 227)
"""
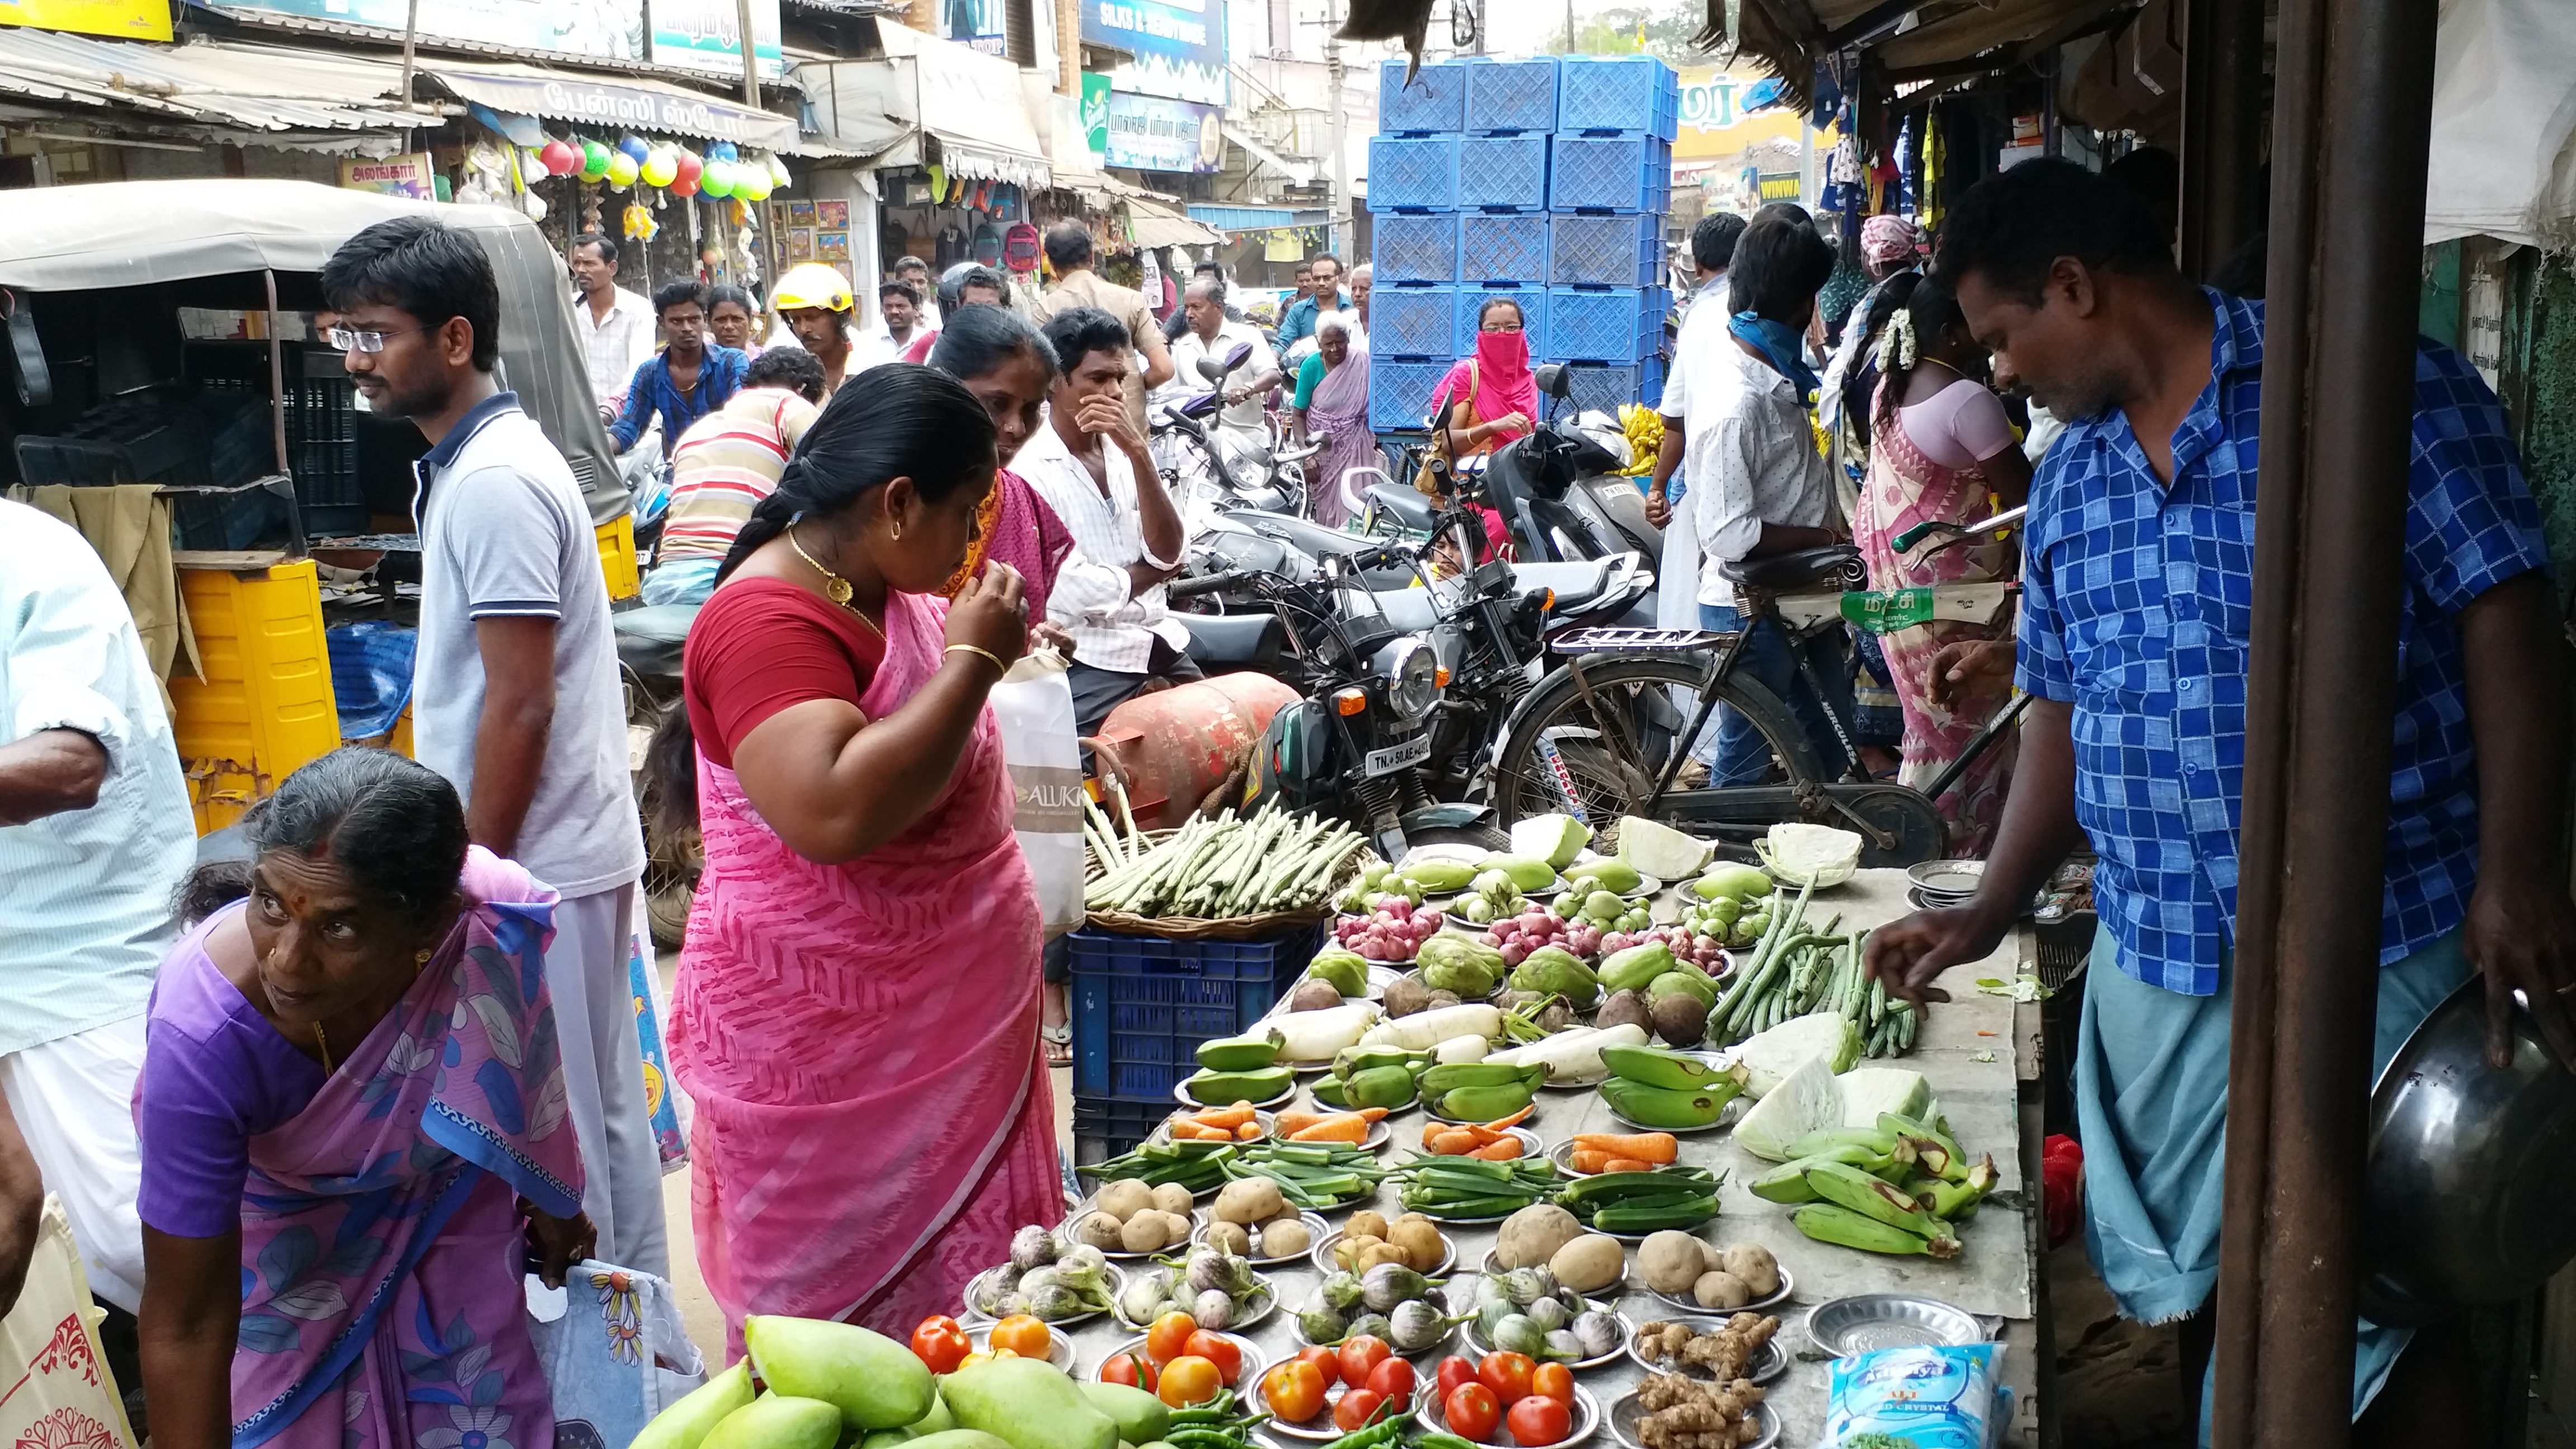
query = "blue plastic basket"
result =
(1073, 1096, 1173, 1163)
(1453, 283, 1549, 362)
(1556, 54, 1680, 139)
(1560, 357, 1666, 418)
(1543, 286, 1667, 363)
(1374, 212, 1460, 283)
(1463, 55, 1558, 133)
(1373, 285, 1458, 358)
(1550, 134, 1673, 213)
(1369, 135, 1459, 211)
(1456, 134, 1549, 212)
(324, 620, 418, 741)
(1459, 212, 1550, 288)
(1371, 356, 1457, 433)
(1380, 58, 1465, 134)
(1068, 922, 1327, 1102)
(1552, 212, 1662, 287)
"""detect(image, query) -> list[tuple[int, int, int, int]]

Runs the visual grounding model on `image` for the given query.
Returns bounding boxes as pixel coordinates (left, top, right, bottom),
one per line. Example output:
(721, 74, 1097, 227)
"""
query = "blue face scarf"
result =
(1730, 311, 1820, 405)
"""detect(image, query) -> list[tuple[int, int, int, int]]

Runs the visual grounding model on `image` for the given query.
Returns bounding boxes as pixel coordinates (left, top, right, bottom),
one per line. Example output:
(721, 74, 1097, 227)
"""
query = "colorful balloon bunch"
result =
(529, 134, 786, 202)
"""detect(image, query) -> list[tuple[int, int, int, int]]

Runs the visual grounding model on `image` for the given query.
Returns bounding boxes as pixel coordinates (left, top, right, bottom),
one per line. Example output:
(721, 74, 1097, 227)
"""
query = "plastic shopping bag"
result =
(0, 1196, 138, 1449)
(527, 1261, 705, 1449)
(990, 648, 1086, 937)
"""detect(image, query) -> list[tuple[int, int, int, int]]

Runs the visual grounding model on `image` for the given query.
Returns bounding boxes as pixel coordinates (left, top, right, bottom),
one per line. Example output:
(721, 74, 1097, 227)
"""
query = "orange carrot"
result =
(1422, 1122, 1449, 1149)
(1482, 1105, 1536, 1132)
(1277, 1112, 1329, 1137)
(1471, 1138, 1526, 1161)
(1355, 1107, 1392, 1123)
(1235, 1122, 1266, 1141)
(1604, 1157, 1654, 1173)
(1570, 1132, 1678, 1164)
(1195, 1104, 1258, 1130)
(1429, 1129, 1483, 1155)
(1571, 1148, 1612, 1174)
(1291, 1116, 1371, 1144)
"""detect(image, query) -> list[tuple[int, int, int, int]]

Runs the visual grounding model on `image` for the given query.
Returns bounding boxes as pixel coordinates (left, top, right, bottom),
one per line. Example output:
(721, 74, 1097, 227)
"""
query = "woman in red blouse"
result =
(643, 364, 1057, 1348)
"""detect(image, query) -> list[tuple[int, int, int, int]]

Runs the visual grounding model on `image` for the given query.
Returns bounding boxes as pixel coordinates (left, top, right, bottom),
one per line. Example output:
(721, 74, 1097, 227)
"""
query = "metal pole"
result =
(1326, 0, 1348, 257)
(2177, 0, 2265, 277)
(397, 0, 420, 143)
(736, 0, 760, 106)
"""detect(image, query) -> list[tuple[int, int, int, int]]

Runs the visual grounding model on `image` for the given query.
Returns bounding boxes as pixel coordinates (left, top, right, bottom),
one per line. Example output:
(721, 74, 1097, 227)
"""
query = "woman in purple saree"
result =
(136, 749, 593, 1449)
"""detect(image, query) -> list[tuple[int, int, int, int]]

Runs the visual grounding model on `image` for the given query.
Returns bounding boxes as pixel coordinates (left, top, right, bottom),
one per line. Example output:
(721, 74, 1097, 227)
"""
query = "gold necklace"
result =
(314, 1020, 333, 1076)
(787, 524, 886, 640)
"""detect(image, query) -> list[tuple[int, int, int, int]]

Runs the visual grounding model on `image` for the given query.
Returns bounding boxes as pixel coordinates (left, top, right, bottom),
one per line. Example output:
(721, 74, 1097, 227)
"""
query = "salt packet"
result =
(1817, 1341, 2007, 1449)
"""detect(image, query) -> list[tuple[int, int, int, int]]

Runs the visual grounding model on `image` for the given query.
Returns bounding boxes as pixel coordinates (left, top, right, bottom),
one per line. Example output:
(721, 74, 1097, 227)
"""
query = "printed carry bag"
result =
(0, 1197, 138, 1449)
(525, 1260, 705, 1449)
(989, 649, 1086, 937)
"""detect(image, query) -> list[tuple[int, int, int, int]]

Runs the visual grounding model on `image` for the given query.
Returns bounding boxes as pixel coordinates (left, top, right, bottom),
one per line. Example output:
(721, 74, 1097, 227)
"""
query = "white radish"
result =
(1365, 1002, 1505, 1052)
(1484, 1022, 1649, 1083)
(1271, 1001, 1383, 1062)
(1433, 1035, 1491, 1066)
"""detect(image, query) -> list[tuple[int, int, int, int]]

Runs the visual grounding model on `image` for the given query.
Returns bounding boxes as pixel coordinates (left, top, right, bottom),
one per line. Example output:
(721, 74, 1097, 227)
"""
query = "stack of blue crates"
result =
(1367, 54, 1680, 432)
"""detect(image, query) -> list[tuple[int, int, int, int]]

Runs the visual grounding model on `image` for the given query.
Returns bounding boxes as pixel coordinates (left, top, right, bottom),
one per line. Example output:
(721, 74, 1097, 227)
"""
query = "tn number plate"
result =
(1363, 734, 1432, 778)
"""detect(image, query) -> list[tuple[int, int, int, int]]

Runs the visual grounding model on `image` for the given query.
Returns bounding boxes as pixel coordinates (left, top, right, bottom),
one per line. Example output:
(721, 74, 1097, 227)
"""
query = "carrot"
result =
(1604, 1157, 1654, 1173)
(1277, 1112, 1329, 1137)
(1429, 1129, 1483, 1155)
(1195, 1104, 1258, 1130)
(1570, 1132, 1679, 1165)
(1459, 1125, 1505, 1148)
(1235, 1122, 1266, 1141)
(1291, 1116, 1371, 1144)
(1422, 1123, 1449, 1149)
(1481, 1105, 1536, 1133)
(1355, 1107, 1391, 1123)
(1471, 1138, 1526, 1161)
(1571, 1148, 1612, 1174)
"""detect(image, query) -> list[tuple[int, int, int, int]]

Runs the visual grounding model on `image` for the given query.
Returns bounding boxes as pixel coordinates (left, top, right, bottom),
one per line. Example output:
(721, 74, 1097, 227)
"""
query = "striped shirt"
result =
(658, 388, 821, 564)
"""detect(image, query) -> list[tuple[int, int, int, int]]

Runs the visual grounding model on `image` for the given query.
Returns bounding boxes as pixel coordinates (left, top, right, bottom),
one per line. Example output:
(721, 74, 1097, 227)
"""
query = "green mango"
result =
(634, 1362, 757, 1449)
(902, 1436, 1014, 1449)
(1078, 1383, 1169, 1445)
(703, 1396, 842, 1449)
(1598, 941, 1679, 995)
(941, 1357, 1119, 1449)
(1647, 970, 1718, 1009)
(743, 1316, 935, 1431)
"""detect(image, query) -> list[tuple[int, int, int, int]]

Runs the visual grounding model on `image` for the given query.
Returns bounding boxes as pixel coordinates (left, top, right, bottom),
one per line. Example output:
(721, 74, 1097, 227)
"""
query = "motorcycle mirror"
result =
(1536, 362, 1573, 400)
(1180, 393, 1221, 419)
(1222, 341, 1255, 369)
(1195, 356, 1228, 384)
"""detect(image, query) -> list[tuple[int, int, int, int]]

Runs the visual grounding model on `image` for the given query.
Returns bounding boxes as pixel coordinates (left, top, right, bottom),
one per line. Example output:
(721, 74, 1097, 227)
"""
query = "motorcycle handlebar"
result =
(1167, 570, 1253, 599)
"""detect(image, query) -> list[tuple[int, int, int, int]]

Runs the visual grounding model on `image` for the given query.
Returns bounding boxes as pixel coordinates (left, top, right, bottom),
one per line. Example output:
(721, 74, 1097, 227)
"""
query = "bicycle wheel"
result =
(1490, 655, 1824, 850)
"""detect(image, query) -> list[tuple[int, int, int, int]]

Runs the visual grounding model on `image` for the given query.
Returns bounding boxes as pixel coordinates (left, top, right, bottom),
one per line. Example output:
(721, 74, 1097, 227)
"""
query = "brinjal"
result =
(1010, 1224, 1059, 1272)
(1361, 1262, 1434, 1313)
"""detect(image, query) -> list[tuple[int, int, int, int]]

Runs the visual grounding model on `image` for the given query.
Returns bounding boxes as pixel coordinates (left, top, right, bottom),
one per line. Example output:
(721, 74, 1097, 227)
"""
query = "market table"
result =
(1054, 868, 2044, 1447)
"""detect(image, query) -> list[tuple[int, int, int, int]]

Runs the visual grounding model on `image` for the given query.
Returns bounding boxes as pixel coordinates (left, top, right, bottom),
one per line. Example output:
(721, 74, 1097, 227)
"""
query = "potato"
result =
(1637, 1231, 1708, 1295)
(1550, 1234, 1625, 1294)
(1722, 1243, 1780, 1298)
(1202, 1221, 1251, 1257)
(1150, 1183, 1194, 1217)
(1095, 1180, 1154, 1221)
(1346, 1210, 1390, 1242)
(1495, 1204, 1584, 1270)
(1161, 1211, 1195, 1240)
(1393, 1212, 1435, 1230)
(1692, 1270, 1751, 1310)
(1120, 1213, 1172, 1253)
(1215, 1178, 1285, 1226)
(1260, 1219, 1313, 1258)
(1074, 1213, 1125, 1250)
(1356, 1242, 1410, 1274)
(1388, 1218, 1445, 1272)
(1334, 1234, 1383, 1272)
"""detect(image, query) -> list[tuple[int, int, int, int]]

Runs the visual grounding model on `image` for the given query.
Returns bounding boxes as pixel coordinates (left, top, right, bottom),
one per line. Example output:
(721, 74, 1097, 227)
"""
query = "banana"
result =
(1919, 1156, 1998, 1220)
(1346, 1065, 1421, 1110)
(1785, 1127, 1901, 1161)
(1803, 1160, 1943, 1237)
(1420, 1062, 1541, 1096)
(1896, 1135, 1954, 1180)
(1877, 1114, 1974, 1185)
(1600, 1076, 1733, 1130)
(1600, 1044, 1745, 1093)
(1436, 1083, 1534, 1122)
(1750, 1147, 1885, 1204)
(1793, 1202, 1963, 1258)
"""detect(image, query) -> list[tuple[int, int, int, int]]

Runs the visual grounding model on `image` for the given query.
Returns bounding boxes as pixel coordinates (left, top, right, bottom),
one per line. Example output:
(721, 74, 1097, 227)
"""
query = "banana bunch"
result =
(1617, 403, 1663, 476)
(1752, 1112, 1997, 1259)
(1420, 1061, 1546, 1123)
(1597, 1043, 1751, 1130)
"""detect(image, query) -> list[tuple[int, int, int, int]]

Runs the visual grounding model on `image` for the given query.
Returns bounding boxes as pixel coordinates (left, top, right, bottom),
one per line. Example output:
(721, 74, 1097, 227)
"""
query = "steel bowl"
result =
(2361, 975, 2576, 1323)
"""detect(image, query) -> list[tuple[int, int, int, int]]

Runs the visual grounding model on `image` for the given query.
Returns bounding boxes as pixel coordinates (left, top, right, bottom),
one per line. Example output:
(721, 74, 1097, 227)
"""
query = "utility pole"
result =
(735, 0, 760, 104)
(1326, 0, 1348, 255)
(1562, 0, 1572, 53)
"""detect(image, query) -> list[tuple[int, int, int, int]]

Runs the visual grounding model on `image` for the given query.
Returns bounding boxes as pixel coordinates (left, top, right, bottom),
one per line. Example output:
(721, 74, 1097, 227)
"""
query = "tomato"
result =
(1145, 1311, 1199, 1365)
(1436, 1356, 1481, 1401)
(1366, 1357, 1416, 1403)
(1336, 1334, 1393, 1389)
(988, 1314, 1052, 1361)
(1333, 1389, 1391, 1431)
(1478, 1350, 1536, 1405)
(1507, 1393, 1574, 1445)
(956, 1349, 996, 1371)
(1158, 1355, 1222, 1408)
(1443, 1381, 1502, 1440)
(1182, 1330, 1242, 1385)
(1530, 1361, 1575, 1406)
(1261, 1360, 1326, 1423)
(1296, 1345, 1343, 1388)
(1101, 1350, 1157, 1392)
(907, 1315, 969, 1375)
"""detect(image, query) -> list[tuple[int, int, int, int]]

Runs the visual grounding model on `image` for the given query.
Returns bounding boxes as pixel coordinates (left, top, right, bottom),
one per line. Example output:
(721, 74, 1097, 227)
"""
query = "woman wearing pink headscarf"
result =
(1427, 294, 1537, 559)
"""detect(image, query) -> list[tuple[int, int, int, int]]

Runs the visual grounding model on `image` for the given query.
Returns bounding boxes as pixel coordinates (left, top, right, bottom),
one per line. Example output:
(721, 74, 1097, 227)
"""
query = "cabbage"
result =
(1614, 817, 1716, 879)
(1837, 1067, 1932, 1126)
(1753, 823, 1862, 887)
(1732, 1011, 1864, 1097)
(1509, 814, 1592, 870)
(1733, 1055, 1845, 1162)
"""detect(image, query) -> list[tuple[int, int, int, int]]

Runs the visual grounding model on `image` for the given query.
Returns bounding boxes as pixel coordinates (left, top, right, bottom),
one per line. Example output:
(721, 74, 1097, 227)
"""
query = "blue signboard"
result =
(1082, 0, 1224, 107)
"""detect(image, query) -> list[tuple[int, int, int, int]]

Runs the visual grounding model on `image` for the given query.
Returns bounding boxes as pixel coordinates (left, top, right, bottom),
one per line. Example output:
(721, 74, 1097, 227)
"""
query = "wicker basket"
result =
(1082, 826, 1358, 941)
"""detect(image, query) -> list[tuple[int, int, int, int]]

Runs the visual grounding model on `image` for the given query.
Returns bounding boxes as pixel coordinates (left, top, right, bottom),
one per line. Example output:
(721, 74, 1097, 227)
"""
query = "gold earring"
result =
(893, 522, 903, 542)
(414, 948, 433, 965)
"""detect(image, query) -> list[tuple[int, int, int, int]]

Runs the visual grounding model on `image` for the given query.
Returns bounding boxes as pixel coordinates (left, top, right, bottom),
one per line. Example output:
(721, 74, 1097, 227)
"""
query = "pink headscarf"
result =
(1471, 326, 1538, 434)
(1862, 214, 1917, 269)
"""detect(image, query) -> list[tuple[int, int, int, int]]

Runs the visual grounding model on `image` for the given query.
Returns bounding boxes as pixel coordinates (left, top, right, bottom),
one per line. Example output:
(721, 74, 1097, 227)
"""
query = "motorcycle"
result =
(1153, 342, 1318, 524)
(1481, 366, 1666, 569)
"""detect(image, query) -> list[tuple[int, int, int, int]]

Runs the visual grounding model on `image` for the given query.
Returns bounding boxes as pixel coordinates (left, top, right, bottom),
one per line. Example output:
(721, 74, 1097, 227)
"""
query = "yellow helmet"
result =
(773, 263, 855, 313)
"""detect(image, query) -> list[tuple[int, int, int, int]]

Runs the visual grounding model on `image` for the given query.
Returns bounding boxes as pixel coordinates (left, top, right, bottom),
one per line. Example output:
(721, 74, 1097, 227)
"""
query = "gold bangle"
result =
(945, 643, 1006, 675)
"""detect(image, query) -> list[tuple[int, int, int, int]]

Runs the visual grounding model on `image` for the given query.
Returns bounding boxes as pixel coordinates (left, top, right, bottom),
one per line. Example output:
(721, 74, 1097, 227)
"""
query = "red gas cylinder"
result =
(1096, 673, 1301, 830)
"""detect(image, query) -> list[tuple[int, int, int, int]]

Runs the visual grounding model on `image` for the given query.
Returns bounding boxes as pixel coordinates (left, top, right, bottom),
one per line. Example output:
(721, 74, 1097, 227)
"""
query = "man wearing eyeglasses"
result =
(316, 215, 668, 1280)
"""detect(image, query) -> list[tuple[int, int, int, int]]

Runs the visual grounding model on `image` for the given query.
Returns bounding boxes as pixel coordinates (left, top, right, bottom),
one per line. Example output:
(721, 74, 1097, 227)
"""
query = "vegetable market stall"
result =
(1048, 866, 2045, 1447)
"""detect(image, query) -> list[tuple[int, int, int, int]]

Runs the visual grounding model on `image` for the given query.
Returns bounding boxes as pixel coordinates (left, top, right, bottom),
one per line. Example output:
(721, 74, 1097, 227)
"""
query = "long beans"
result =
(1084, 803, 1368, 918)
(1709, 890, 1915, 1058)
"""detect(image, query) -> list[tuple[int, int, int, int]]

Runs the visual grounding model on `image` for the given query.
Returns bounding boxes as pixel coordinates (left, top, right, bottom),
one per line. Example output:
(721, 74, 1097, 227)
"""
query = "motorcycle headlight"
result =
(1386, 634, 1441, 719)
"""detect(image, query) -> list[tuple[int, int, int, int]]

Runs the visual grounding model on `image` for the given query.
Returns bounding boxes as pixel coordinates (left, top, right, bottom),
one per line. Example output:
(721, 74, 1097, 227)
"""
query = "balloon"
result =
(618, 135, 650, 163)
(641, 149, 677, 188)
(605, 151, 639, 188)
(700, 160, 734, 198)
(539, 139, 578, 176)
(671, 150, 703, 196)
(709, 141, 738, 162)
(734, 165, 773, 202)
(767, 154, 791, 186)
(579, 139, 610, 180)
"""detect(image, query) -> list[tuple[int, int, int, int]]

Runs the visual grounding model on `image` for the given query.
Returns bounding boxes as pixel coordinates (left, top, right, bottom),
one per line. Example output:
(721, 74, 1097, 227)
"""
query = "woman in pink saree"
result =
(648, 363, 1058, 1348)
(1851, 278, 2034, 855)
(136, 749, 591, 1449)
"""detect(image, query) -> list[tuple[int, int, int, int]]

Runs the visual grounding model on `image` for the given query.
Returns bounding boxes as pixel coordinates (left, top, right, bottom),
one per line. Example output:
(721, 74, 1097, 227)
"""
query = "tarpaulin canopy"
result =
(0, 30, 442, 143)
(2425, 0, 2576, 250)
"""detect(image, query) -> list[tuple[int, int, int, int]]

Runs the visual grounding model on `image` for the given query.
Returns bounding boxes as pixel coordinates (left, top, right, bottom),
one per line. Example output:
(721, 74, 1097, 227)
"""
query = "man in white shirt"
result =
(1645, 211, 1753, 638)
(1017, 305, 1200, 737)
(852, 280, 926, 373)
(1166, 277, 1281, 448)
(569, 233, 656, 413)
(1671, 215, 1853, 785)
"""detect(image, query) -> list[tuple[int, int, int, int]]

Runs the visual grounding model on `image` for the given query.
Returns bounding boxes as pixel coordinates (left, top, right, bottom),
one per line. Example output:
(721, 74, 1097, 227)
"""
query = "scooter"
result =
(1154, 343, 1317, 524)
(1481, 365, 1665, 569)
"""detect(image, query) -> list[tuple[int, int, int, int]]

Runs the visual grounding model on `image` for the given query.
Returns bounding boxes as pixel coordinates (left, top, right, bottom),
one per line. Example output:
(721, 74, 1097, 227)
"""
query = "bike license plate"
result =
(1363, 734, 1432, 778)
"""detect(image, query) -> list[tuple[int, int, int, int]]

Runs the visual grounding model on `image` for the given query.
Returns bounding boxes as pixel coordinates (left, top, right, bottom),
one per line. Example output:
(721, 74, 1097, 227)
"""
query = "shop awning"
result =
(0, 30, 443, 140)
(1128, 196, 1223, 248)
(1220, 124, 1319, 186)
(1186, 203, 1329, 234)
(791, 23, 1048, 186)
(422, 58, 799, 150)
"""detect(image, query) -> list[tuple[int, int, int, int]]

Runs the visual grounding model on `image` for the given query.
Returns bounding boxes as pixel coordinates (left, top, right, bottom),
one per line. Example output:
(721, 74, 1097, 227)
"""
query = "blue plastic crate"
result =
(1463, 55, 1558, 133)
(1551, 133, 1673, 213)
(1560, 357, 1665, 418)
(1556, 54, 1679, 139)
(1552, 212, 1661, 287)
(1374, 213, 1460, 283)
(1543, 286, 1667, 363)
(1456, 134, 1549, 212)
(1453, 283, 1549, 362)
(1380, 58, 1465, 134)
(1370, 356, 1457, 433)
(1368, 135, 1459, 211)
(1073, 1096, 1171, 1164)
(1372, 285, 1458, 358)
(1459, 212, 1550, 287)
(1068, 922, 1326, 1102)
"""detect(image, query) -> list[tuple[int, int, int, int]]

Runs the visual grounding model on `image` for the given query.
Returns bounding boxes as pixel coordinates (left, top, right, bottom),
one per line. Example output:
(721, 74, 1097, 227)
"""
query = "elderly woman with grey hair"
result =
(1287, 310, 1372, 528)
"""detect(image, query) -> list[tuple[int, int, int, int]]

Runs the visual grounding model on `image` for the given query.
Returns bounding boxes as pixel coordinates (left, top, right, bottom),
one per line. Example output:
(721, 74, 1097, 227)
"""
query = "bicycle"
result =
(1485, 506, 2030, 866)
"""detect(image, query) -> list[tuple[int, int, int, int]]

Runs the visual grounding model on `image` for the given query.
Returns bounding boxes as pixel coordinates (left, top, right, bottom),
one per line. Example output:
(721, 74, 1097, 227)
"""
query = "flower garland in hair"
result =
(1876, 309, 1920, 375)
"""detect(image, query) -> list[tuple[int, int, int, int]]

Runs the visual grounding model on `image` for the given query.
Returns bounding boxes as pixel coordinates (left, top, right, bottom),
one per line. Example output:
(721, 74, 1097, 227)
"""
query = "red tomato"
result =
(1444, 1381, 1502, 1440)
(1530, 1361, 1575, 1406)
(1145, 1311, 1199, 1365)
(1261, 1360, 1326, 1423)
(1100, 1351, 1157, 1392)
(907, 1316, 969, 1375)
(1333, 1389, 1391, 1431)
(1182, 1330, 1241, 1385)
(1296, 1345, 1343, 1388)
(1366, 1357, 1416, 1404)
(1436, 1356, 1481, 1401)
(1507, 1393, 1574, 1445)
(1478, 1350, 1537, 1405)
(1336, 1335, 1394, 1389)
(1158, 1355, 1222, 1408)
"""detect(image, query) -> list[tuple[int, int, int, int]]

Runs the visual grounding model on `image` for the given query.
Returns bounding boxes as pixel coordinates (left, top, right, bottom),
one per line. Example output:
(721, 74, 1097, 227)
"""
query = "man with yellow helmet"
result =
(772, 263, 858, 397)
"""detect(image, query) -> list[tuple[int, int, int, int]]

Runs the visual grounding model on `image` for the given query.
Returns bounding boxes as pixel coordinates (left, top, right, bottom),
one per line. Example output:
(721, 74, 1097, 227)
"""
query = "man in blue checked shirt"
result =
(1868, 159, 2574, 1441)
(610, 278, 748, 460)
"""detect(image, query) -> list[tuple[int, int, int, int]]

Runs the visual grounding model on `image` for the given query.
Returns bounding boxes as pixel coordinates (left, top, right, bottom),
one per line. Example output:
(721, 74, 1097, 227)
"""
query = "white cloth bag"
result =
(525, 1261, 704, 1449)
(990, 647, 1086, 938)
(0, 1196, 138, 1449)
